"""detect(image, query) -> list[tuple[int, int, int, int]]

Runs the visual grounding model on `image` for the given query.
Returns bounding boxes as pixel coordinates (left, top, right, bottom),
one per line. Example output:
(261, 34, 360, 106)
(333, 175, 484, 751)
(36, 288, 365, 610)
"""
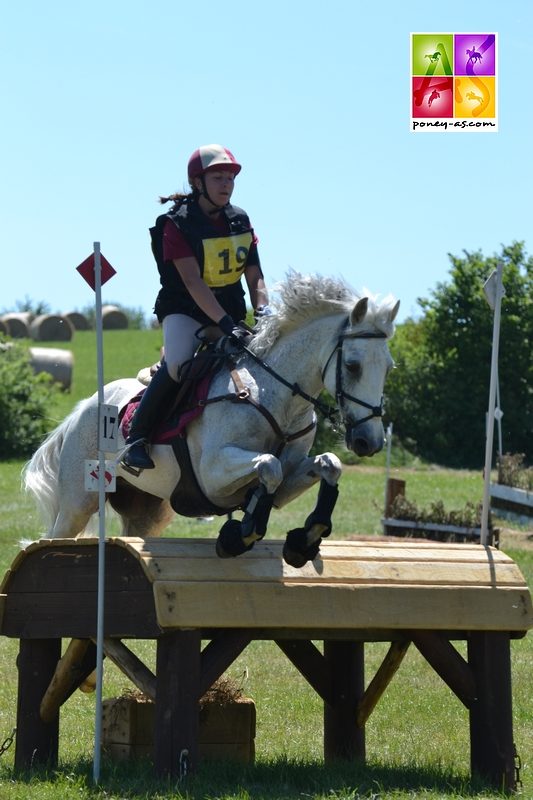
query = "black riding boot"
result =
(121, 363, 177, 470)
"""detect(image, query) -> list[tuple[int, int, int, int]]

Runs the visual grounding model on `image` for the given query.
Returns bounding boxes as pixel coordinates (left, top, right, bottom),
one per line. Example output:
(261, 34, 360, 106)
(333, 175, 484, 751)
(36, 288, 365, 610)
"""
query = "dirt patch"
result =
(498, 527, 533, 552)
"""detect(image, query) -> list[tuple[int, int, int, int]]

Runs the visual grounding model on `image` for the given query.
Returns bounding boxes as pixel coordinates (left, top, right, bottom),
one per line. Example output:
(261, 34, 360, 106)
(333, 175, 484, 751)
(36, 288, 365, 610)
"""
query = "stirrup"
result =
(121, 440, 155, 471)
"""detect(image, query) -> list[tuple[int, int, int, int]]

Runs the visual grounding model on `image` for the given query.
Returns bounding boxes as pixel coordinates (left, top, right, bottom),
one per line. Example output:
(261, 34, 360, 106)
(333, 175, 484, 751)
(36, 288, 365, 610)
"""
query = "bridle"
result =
(320, 326, 387, 430)
(236, 318, 388, 431)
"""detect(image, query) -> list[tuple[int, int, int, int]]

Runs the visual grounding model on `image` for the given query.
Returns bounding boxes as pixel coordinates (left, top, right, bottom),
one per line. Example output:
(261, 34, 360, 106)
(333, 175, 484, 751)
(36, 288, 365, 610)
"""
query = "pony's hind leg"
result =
(46, 493, 99, 539)
(108, 480, 175, 537)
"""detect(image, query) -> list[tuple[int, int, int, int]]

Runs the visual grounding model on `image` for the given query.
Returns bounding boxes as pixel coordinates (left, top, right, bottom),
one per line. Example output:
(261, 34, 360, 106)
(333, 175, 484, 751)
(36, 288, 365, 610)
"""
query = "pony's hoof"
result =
(283, 528, 321, 568)
(216, 519, 255, 558)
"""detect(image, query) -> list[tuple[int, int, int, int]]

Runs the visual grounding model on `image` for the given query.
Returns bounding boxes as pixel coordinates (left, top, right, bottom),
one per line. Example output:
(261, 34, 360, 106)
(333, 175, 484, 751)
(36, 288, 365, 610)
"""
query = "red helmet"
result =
(187, 144, 242, 183)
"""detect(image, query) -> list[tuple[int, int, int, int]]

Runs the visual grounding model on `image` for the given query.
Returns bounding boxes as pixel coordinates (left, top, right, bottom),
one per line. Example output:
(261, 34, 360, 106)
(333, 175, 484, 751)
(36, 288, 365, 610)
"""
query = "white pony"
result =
(23, 273, 399, 566)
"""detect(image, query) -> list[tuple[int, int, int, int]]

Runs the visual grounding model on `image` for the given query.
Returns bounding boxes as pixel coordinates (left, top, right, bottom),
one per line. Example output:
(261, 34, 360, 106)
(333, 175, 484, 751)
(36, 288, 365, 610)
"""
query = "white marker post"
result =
(93, 241, 106, 784)
(76, 244, 117, 783)
(384, 422, 393, 515)
(481, 262, 505, 547)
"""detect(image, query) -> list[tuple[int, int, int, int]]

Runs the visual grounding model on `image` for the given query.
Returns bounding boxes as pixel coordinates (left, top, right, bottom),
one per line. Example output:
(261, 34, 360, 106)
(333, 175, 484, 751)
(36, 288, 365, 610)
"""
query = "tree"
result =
(384, 243, 533, 468)
(0, 341, 59, 458)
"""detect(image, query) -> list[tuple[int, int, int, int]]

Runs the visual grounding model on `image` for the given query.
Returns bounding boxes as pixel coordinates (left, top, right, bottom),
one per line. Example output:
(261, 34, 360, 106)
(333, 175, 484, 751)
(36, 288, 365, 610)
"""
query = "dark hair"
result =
(159, 185, 201, 205)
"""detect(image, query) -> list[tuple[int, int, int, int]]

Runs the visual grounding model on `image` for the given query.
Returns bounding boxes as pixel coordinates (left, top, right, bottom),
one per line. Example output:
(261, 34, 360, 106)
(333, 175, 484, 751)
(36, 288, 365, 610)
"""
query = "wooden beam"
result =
(468, 632, 516, 792)
(154, 630, 201, 778)
(275, 639, 333, 705)
(101, 639, 156, 700)
(411, 631, 476, 707)
(356, 640, 411, 727)
(323, 640, 365, 762)
(199, 630, 252, 698)
(15, 638, 61, 771)
(40, 639, 91, 723)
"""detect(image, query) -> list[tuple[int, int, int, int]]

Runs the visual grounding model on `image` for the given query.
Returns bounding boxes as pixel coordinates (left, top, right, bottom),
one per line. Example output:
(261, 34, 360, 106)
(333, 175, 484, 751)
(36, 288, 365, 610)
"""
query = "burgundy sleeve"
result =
(162, 220, 195, 261)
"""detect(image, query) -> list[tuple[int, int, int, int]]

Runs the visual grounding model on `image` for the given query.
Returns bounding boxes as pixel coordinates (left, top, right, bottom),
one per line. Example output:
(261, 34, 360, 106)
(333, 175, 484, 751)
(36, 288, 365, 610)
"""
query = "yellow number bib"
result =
(202, 232, 252, 288)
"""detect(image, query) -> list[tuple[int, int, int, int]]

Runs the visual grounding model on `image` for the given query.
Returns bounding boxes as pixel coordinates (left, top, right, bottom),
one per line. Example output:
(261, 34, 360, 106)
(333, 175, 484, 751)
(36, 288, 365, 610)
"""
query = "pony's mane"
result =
(250, 271, 398, 356)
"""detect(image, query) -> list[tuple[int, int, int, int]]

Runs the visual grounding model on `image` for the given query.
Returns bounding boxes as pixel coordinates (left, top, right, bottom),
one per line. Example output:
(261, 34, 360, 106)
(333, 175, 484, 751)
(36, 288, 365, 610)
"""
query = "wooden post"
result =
(384, 478, 406, 535)
(323, 640, 365, 762)
(154, 630, 201, 778)
(15, 638, 62, 771)
(385, 478, 406, 516)
(468, 632, 516, 792)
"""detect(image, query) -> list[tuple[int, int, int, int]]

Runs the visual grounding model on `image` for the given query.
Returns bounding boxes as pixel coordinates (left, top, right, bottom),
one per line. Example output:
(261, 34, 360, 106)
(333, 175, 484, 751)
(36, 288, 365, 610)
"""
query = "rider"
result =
(121, 143, 271, 471)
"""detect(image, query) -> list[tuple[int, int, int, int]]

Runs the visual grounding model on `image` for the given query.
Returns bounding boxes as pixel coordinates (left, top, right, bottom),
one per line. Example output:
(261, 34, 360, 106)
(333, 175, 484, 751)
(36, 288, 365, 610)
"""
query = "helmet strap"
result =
(199, 176, 229, 215)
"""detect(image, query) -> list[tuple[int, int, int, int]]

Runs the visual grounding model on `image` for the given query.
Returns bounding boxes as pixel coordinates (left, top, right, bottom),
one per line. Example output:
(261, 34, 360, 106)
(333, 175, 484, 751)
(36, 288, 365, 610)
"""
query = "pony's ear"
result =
(389, 300, 400, 323)
(350, 297, 368, 326)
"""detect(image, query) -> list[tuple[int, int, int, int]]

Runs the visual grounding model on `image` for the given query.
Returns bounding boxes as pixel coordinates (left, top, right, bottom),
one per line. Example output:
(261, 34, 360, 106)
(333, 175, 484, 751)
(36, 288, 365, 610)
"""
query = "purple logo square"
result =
(454, 34, 496, 76)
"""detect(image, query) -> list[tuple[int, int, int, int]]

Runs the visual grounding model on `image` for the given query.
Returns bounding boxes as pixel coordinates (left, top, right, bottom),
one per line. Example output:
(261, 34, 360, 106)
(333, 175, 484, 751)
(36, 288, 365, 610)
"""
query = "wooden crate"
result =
(102, 694, 255, 763)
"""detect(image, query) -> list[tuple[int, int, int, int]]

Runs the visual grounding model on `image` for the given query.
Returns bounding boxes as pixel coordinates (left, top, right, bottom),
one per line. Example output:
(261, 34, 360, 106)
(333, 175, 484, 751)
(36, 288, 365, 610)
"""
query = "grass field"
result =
(0, 330, 531, 799)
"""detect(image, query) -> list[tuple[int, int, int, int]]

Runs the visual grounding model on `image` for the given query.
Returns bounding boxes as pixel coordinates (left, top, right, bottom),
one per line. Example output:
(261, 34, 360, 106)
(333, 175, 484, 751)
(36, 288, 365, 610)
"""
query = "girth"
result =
(169, 368, 316, 516)
(169, 436, 239, 518)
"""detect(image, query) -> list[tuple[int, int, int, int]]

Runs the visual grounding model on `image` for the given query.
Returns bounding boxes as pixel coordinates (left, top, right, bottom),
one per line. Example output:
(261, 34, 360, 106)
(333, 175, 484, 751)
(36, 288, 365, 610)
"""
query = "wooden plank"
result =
(4, 545, 150, 594)
(139, 557, 524, 587)
(127, 537, 504, 563)
(356, 640, 411, 727)
(382, 518, 483, 537)
(2, 590, 158, 638)
(153, 582, 533, 631)
(135, 539, 512, 566)
(490, 483, 533, 508)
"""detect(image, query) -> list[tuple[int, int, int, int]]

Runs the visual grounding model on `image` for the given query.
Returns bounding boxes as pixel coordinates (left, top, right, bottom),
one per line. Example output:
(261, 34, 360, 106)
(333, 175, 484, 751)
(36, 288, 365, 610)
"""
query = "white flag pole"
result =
(93, 241, 106, 783)
(384, 423, 393, 515)
(481, 262, 505, 547)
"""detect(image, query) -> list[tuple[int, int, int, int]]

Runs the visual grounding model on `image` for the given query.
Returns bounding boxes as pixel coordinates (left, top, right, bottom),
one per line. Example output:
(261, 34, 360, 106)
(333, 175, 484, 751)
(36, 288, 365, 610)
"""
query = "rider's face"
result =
(198, 169, 236, 206)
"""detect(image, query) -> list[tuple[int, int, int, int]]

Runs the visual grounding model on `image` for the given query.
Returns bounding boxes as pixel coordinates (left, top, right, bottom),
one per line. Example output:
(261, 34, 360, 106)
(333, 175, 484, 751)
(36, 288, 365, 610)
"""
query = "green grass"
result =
(0, 330, 532, 799)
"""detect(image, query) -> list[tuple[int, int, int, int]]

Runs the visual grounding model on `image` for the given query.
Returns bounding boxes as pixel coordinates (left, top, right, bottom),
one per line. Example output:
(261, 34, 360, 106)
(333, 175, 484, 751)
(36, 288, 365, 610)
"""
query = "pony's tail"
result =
(21, 420, 67, 538)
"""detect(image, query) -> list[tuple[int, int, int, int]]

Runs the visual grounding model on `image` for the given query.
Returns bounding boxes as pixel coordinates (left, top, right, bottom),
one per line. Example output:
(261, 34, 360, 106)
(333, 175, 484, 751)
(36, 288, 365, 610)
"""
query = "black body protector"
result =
(151, 198, 260, 325)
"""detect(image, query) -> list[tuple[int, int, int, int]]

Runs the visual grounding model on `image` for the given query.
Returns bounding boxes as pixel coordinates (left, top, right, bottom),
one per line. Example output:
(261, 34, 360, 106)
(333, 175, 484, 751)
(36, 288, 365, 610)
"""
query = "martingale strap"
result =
(201, 369, 317, 457)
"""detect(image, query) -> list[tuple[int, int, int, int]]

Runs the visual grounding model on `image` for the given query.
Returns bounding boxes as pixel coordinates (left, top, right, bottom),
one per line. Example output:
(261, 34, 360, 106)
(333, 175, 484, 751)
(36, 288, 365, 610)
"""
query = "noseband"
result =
(321, 327, 387, 430)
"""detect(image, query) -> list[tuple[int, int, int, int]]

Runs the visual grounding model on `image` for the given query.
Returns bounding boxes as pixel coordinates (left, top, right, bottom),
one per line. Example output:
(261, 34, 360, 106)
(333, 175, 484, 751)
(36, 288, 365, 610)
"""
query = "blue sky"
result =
(1, 1, 530, 324)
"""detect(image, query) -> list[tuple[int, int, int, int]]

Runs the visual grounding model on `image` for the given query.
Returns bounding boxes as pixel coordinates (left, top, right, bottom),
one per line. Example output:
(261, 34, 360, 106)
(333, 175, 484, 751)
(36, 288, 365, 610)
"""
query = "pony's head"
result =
(251, 271, 400, 457)
(328, 293, 399, 455)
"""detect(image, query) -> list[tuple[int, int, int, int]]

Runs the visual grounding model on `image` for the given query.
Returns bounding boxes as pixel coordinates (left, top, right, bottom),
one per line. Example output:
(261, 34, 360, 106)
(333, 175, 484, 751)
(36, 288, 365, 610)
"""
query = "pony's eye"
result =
(345, 361, 361, 379)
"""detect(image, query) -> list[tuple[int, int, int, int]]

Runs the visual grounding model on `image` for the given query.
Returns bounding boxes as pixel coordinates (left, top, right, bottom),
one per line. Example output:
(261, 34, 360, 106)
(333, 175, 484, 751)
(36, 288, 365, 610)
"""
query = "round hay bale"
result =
(0, 318, 8, 335)
(102, 305, 129, 330)
(64, 311, 91, 331)
(29, 314, 74, 342)
(29, 347, 74, 390)
(1, 312, 33, 338)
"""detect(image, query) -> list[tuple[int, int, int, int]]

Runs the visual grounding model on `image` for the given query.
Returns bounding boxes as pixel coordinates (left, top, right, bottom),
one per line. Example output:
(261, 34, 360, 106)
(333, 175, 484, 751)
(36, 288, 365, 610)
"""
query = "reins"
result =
(197, 318, 388, 453)
(236, 342, 338, 422)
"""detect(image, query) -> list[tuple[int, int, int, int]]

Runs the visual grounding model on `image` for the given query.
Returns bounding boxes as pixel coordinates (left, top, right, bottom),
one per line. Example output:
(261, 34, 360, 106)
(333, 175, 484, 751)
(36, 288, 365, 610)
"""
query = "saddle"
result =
(120, 343, 239, 518)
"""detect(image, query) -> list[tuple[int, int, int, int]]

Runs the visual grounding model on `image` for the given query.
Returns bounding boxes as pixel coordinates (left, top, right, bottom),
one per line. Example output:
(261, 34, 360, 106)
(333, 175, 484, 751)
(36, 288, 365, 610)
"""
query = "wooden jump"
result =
(1, 536, 532, 791)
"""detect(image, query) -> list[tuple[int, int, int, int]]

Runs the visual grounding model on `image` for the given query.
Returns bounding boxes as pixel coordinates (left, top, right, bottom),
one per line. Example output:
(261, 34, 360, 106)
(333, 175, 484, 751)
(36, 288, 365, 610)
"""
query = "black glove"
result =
(218, 314, 236, 336)
(216, 315, 252, 354)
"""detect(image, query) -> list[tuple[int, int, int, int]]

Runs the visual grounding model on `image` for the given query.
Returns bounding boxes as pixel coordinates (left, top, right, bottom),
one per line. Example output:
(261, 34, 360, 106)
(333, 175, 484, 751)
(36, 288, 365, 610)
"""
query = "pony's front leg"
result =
(204, 449, 283, 559)
(273, 453, 342, 568)
(273, 452, 342, 508)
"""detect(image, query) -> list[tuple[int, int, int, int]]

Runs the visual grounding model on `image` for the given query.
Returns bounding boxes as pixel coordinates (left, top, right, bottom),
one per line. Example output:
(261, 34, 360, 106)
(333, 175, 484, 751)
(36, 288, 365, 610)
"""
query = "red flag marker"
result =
(76, 252, 116, 290)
